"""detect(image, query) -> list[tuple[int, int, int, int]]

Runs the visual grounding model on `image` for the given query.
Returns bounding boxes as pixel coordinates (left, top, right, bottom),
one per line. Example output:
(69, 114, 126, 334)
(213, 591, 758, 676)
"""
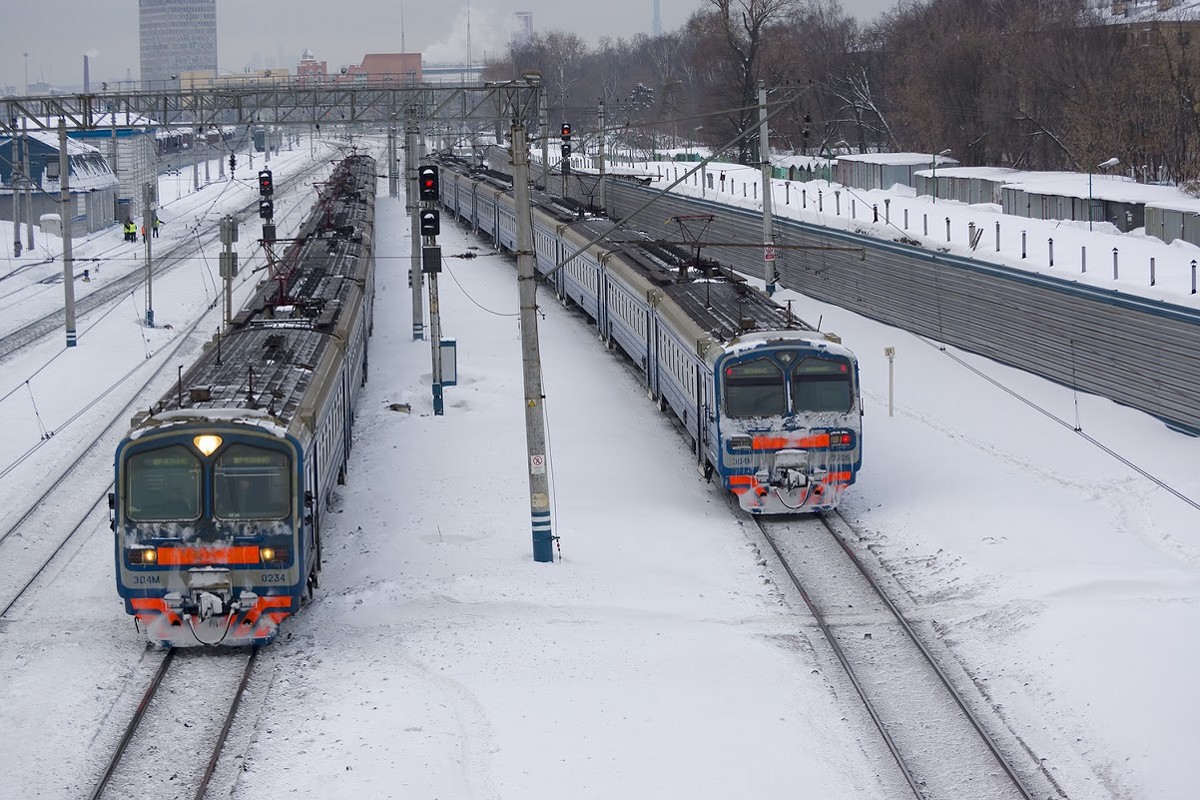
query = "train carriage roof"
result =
(568, 218, 816, 342)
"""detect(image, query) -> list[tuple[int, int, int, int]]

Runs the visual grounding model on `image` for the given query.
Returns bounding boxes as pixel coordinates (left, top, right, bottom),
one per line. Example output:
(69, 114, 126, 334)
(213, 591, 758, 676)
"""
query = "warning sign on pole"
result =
(764, 245, 777, 261)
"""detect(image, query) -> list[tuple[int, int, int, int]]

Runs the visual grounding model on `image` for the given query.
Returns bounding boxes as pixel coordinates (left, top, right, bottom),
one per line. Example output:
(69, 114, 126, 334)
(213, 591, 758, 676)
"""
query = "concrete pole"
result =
(204, 129, 210, 184)
(427, 238, 443, 416)
(192, 129, 200, 190)
(406, 116, 425, 340)
(598, 99, 607, 213)
(758, 81, 776, 295)
(58, 121, 78, 347)
(143, 182, 155, 326)
(12, 127, 21, 257)
(23, 119, 33, 250)
(511, 123, 554, 563)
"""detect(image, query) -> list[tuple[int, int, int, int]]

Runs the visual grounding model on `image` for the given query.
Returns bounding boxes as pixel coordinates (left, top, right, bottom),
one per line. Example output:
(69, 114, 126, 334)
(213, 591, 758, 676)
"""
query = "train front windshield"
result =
(126, 446, 202, 522)
(124, 440, 292, 528)
(791, 357, 854, 412)
(214, 444, 291, 520)
(724, 358, 786, 417)
(724, 353, 854, 418)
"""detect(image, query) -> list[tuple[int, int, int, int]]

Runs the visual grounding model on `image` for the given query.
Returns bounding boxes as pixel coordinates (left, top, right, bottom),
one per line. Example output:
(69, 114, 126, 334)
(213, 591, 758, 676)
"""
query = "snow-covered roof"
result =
(837, 152, 960, 167)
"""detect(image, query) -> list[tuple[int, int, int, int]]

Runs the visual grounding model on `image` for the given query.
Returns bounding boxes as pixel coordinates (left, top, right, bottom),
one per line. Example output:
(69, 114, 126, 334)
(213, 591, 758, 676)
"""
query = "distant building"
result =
(340, 54, 422, 84)
(0, 129, 120, 233)
(297, 49, 328, 85)
(139, 0, 218, 87)
(514, 12, 533, 47)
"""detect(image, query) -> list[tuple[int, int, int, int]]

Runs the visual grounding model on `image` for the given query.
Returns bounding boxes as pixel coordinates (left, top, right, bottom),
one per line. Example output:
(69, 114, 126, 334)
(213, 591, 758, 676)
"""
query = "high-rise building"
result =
(514, 12, 533, 47)
(139, 0, 218, 87)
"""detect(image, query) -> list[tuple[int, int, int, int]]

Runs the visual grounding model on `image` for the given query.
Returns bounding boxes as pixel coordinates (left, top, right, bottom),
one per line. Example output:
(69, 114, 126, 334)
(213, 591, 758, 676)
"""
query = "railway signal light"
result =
(561, 143, 572, 158)
(258, 169, 273, 196)
(418, 165, 439, 201)
(259, 198, 274, 219)
(229, 153, 236, 174)
(420, 209, 441, 236)
(560, 123, 571, 141)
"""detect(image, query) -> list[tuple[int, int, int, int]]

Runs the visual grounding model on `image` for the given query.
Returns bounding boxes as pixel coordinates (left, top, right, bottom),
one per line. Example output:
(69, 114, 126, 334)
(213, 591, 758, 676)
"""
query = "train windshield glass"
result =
(792, 357, 854, 412)
(724, 358, 786, 417)
(214, 444, 291, 520)
(126, 445, 202, 522)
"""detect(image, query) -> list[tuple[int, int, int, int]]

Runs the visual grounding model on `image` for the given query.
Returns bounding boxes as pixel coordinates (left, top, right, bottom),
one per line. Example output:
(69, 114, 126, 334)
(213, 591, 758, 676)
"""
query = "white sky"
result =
(0, 0, 898, 91)
(0, 132, 1197, 798)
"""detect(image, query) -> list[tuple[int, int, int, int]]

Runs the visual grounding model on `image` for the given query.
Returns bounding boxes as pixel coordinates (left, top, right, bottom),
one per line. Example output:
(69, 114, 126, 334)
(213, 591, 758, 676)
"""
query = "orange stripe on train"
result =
(155, 545, 262, 566)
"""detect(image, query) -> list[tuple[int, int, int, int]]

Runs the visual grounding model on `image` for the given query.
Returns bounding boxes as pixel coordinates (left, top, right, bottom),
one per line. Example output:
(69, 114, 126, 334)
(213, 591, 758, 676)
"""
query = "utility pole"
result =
(388, 113, 399, 198)
(598, 99, 607, 212)
(220, 215, 238, 328)
(58, 120, 77, 347)
(11, 123, 21, 257)
(406, 114, 425, 340)
(758, 81, 776, 296)
(143, 182, 156, 326)
(538, 84, 548, 188)
(23, 119, 33, 250)
(511, 123, 554, 563)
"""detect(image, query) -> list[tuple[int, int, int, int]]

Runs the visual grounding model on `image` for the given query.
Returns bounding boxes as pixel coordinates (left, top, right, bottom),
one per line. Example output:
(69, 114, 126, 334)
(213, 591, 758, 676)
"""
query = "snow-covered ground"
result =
(0, 139, 1197, 799)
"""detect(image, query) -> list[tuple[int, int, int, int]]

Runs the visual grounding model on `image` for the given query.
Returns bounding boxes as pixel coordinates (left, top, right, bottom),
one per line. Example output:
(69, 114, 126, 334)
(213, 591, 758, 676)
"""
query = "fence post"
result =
(945, 217, 951, 242)
(851, 198, 856, 218)
(995, 221, 1000, 252)
(1049, 237, 1054, 267)
(1082, 246, 1087, 273)
(1112, 247, 1119, 279)
(1021, 230, 1027, 259)
(1192, 259, 1197, 294)
(835, 190, 841, 215)
(1150, 257, 1156, 286)
(924, 214, 928, 236)
(904, 208, 909, 230)
(873, 204, 878, 222)
(818, 189, 823, 212)
(885, 198, 890, 224)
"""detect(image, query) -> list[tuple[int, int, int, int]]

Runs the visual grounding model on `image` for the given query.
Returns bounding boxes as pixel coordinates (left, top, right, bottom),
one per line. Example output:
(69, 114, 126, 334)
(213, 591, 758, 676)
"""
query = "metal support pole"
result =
(220, 215, 237, 328)
(58, 121, 77, 347)
(388, 114, 399, 198)
(539, 86, 549, 188)
(143, 181, 155, 326)
(511, 123, 554, 563)
(758, 82, 775, 295)
(598, 99, 607, 212)
(24, 119, 33, 250)
(406, 116, 425, 340)
(12, 126, 21, 257)
(884, 347, 895, 417)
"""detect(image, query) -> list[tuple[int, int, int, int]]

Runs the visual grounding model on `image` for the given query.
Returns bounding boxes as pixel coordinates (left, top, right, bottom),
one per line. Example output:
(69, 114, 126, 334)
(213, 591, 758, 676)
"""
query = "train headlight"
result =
(193, 434, 223, 456)
(729, 436, 753, 450)
(129, 547, 158, 565)
(259, 546, 289, 564)
(828, 431, 854, 448)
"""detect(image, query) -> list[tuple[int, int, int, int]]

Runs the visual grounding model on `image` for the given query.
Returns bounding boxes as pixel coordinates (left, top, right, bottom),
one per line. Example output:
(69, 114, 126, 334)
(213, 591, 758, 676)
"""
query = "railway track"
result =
(87, 648, 260, 800)
(756, 512, 1060, 800)
(0, 153, 333, 361)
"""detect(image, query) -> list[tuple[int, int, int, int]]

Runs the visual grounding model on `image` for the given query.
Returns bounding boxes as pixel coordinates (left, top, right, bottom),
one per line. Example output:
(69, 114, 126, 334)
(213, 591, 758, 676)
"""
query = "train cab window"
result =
(791, 357, 854, 412)
(724, 358, 786, 417)
(125, 445, 202, 522)
(214, 444, 291, 520)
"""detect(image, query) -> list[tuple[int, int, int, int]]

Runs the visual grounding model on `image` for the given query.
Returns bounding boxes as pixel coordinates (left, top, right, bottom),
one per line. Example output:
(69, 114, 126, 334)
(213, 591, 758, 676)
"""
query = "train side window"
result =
(214, 444, 292, 520)
(126, 445, 202, 522)
(724, 358, 785, 417)
(791, 357, 854, 412)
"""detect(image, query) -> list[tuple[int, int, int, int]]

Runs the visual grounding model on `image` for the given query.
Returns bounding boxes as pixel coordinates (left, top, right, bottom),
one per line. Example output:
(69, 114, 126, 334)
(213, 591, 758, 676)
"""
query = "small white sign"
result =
(530, 454, 546, 475)
(764, 245, 776, 261)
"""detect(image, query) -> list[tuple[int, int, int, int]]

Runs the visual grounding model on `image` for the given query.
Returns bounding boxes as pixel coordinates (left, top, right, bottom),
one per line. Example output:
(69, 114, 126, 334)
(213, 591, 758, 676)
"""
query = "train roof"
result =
(132, 154, 376, 432)
(568, 218, 817, 342)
